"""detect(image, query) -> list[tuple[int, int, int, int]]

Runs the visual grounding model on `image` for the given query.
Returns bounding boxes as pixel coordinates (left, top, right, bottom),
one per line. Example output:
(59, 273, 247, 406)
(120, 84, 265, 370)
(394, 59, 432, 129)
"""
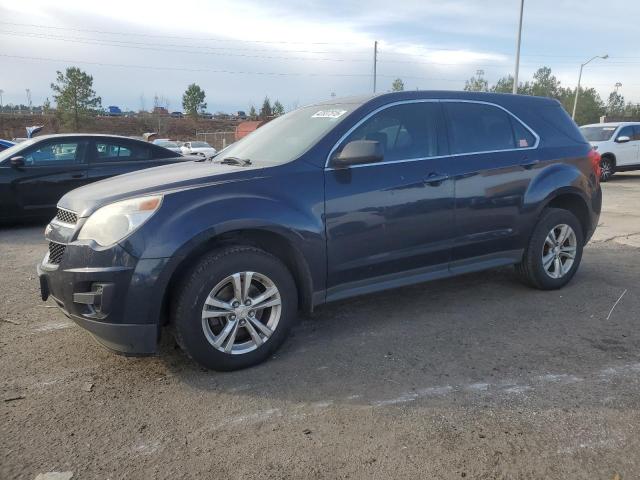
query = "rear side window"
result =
(338, 102, 441, 162)
(94, 141, 151, 162)
(445, 102, 534, 155)
(633, 126, 640, 141)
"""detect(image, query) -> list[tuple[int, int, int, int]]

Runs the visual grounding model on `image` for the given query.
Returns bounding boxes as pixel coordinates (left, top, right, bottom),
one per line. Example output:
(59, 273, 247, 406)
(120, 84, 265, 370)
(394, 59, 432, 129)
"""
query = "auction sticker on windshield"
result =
(312, 110, 347, 119)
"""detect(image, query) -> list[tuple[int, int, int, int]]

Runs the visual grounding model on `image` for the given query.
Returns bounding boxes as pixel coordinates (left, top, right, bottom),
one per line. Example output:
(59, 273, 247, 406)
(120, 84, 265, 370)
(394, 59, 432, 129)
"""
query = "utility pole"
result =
(0, 89, 4, 110)
(25, 89, 32, 113)
(572, 54, 608, 120)
(614, 82, 622, 93)
(373, 40, 378, 94)
(513, 0, 525, 94)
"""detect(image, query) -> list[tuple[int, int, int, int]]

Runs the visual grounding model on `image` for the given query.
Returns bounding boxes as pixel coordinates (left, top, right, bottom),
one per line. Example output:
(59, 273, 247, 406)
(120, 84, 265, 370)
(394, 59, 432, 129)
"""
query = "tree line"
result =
(6, 65, 638, 131)
(391, 67, 639, 126)
(40, 67, 289, 130)
(461, 67, 639, 125)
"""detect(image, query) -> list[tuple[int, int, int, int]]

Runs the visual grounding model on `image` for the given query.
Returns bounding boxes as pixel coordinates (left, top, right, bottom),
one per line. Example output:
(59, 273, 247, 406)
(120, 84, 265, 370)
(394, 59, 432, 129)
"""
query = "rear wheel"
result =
(172, 246, 298, 370)
(515, 208, 584, 290)
(600, 156, 615, 182)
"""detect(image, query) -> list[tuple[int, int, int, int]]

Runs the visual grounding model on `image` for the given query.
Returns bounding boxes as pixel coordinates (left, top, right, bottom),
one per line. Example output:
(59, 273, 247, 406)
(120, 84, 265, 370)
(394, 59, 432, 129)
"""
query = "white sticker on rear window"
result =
(312, 109, 347, 119)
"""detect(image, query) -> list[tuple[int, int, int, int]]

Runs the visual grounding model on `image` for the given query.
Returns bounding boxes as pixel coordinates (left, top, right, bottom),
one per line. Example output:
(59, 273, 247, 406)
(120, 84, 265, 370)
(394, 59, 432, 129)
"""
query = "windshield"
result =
(0, 138, 36, 163)
(218, 103, 359, 165)
(190, 142, 211, 148)
(580, 126, 618, 142)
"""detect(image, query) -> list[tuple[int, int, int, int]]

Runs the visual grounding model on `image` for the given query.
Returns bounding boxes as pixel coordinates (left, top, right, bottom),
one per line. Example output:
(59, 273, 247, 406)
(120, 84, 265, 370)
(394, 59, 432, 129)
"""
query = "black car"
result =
(0, 134, 187, 221)
(38, 91, 602, 371)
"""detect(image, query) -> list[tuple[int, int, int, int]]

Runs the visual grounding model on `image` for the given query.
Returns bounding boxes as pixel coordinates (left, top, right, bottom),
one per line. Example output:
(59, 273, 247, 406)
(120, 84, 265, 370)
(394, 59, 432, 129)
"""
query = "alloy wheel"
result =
(541, 224, 577, 279)
(201, 271, 282, 355)
(600, 158, 613, 181)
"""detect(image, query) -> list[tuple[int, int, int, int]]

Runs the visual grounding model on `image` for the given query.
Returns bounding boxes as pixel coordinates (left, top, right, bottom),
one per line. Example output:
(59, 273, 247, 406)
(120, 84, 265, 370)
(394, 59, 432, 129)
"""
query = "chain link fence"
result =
(195, 131, 236, 150)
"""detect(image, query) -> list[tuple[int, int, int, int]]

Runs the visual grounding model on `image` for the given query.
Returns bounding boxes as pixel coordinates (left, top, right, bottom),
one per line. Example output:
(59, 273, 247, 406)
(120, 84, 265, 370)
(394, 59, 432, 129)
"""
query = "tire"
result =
(600, 156, 615, 182)
(515, 208, 584, 290)
(171, 246, 298, 371)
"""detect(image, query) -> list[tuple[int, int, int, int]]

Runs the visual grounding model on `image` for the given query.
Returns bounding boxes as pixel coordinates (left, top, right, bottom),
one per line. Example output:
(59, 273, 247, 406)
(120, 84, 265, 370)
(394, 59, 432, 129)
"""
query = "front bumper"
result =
(37, 234, 169, 355)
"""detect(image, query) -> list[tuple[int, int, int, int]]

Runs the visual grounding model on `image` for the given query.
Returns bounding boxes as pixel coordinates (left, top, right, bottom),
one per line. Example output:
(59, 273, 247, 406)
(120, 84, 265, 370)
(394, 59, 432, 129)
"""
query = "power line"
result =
(0, 21, 351, 45)
(0, 30, 370, 62)
(0, 53, 375, 77)
(0, 30, 370, 56)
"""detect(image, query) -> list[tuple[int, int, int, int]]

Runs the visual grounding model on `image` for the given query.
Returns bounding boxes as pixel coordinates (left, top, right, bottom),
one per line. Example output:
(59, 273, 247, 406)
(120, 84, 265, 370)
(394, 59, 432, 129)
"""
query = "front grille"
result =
(55, 208, 78, 225)
(48, 242, 66, 265)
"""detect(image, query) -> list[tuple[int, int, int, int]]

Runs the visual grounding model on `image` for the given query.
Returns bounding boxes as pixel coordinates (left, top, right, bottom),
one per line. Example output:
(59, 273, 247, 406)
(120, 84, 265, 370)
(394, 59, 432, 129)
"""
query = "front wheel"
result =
(172, 246, 298, 371)
(600, 157, 615, 182)
(515, 208, 584, 290)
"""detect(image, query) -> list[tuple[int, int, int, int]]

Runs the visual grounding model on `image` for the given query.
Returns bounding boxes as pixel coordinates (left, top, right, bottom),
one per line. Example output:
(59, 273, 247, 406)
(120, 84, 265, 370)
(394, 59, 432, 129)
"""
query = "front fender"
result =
(118, 170, 326, 323)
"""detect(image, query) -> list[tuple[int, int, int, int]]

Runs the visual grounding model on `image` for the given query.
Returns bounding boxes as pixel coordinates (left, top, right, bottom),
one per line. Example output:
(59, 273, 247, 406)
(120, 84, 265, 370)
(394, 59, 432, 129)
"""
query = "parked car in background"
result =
(180, 141, 217, 158)
(0, 139, 15, 151)
(201, 112, 213, 119)
(106, 106, 123, 116)
(0, 134, 188, 222)
(152, 139, 183, 154)
(170, 111, 184, 118)
(580, 122, 640, 181)
(37, 91, 601, 371)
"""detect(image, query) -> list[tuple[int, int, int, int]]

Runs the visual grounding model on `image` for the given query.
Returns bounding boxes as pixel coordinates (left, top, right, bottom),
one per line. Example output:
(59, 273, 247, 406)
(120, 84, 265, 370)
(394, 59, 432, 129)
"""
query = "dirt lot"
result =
(1, 175, 639, 480)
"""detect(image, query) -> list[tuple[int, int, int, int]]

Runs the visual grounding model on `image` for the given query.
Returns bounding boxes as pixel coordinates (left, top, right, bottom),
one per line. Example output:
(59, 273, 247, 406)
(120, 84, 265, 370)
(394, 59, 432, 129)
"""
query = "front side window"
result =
(633, 126, 640, 141)
(336, 102, 441, 162)
(445, 102, 534, 155)
(617, 126, 634, 141)
(23, 141, 87, 166)
(95, 142, 151, 161)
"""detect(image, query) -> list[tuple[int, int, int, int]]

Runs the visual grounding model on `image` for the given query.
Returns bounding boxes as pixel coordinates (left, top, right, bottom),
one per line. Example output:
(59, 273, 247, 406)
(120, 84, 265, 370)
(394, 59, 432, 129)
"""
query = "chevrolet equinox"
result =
(38, 91, 602, 370)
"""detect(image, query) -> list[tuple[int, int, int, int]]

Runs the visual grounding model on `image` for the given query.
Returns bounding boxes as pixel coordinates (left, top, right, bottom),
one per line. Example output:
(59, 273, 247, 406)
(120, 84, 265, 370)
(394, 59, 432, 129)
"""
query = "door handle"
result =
(521, 159, 540, 170)
(424, 172, 450, 186)
(71, 173, 84, 179)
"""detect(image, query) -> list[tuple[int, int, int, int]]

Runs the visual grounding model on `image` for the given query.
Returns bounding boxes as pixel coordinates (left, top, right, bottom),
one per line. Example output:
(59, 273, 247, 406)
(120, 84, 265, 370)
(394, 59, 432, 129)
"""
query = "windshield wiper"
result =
(220, 157, 252, 166)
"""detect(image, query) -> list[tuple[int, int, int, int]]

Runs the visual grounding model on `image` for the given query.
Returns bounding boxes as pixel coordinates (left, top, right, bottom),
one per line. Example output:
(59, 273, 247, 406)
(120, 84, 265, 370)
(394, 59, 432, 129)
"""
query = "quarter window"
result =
(23, 141, 87, 166)
(445, 102, 534, 155)
(337, 102, 441, 162)
(95, 142, 151, 161)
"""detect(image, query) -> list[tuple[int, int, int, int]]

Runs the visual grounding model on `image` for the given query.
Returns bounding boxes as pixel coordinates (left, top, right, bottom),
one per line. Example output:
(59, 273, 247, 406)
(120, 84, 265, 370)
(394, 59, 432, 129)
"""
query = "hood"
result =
(59, 161, 258, 217)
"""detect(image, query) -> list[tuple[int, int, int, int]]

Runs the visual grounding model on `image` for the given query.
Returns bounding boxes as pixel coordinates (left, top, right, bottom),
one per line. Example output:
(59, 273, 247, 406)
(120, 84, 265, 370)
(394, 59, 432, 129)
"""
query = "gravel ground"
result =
(1, 174, 639, 480)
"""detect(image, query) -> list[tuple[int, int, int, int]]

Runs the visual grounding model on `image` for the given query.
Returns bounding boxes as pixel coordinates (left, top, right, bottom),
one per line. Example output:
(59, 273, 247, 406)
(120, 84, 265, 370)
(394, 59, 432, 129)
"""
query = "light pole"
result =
(614, 82, 622, 93)
(513, 0, 525, 94)
(571, 54, 608, 120)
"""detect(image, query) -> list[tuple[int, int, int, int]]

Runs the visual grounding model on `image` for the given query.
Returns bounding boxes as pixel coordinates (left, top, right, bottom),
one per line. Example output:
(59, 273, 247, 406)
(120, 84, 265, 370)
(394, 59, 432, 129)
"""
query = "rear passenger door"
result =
(442, 101, 539, 270)
(88, 139, 171, 182)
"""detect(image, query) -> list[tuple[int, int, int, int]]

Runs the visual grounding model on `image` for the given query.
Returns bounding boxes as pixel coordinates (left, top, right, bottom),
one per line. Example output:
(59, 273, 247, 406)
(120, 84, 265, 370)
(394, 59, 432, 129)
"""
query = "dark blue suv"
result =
(37, 91, 602, 370)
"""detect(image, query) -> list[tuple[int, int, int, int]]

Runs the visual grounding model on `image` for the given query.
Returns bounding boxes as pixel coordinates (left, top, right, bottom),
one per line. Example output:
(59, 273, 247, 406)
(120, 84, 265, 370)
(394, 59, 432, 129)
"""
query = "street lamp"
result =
(513, 0, 525, 94)
(571, 54, 608, 120)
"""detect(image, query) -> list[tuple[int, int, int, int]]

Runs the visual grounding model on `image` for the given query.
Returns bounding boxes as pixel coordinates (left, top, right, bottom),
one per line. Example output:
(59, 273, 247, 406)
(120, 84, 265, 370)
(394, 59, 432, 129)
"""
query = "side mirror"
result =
(616, 135, 631, 143)
(331, 140, 383, 168)
(10, 156, 25, 168)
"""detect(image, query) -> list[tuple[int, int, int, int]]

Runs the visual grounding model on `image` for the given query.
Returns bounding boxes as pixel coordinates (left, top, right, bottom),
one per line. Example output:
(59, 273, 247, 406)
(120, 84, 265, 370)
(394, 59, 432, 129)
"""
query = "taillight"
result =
(588, 148, 601, 181)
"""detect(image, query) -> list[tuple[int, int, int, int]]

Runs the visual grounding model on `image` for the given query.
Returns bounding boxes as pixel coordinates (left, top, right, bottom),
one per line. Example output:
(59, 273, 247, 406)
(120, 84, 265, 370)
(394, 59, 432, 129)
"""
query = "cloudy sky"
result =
(1, 0, 638, 113)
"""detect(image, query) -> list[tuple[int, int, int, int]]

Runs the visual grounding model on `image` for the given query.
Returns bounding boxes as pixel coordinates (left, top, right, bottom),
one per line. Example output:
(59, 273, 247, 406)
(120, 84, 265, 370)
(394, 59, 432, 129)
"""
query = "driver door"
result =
(12, 138, 89, 215)
(324, 101, 454, 300)
(614, 125, 639, 166)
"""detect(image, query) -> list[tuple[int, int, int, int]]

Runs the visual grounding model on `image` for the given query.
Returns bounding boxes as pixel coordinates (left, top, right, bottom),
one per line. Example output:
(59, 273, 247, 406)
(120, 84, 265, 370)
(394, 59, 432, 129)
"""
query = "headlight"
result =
(78, 195, 162, 246)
